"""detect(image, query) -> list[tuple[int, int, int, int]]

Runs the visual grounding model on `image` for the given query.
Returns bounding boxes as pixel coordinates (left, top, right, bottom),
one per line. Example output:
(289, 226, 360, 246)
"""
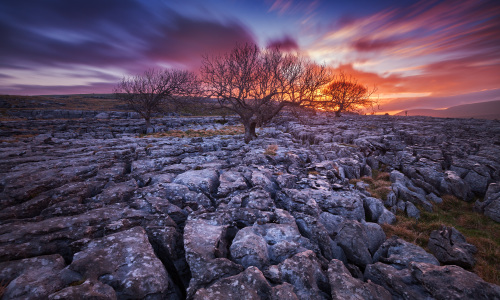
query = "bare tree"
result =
(288, 63, 334, 123)
(200, 43, 329, 143)
(318, 71, 377, 117)
(114, 68, 198, 129)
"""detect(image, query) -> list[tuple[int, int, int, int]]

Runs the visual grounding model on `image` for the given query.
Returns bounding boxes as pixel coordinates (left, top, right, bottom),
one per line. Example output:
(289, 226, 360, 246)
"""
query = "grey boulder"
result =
(475, 182, 500, 223)
(193, 266, 298, 300)
(428, 225, 477, 268)
(328, 259, 391, 300)
(373, 236, 439, 270)
(68, 227, 173, 299)
(334, 220, 373, 268)
(174, 169, 220, 195)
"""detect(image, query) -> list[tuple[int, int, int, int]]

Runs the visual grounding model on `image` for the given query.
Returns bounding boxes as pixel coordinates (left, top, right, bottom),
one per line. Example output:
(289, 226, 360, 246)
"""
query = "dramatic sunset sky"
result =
(1, 0, 499, 113)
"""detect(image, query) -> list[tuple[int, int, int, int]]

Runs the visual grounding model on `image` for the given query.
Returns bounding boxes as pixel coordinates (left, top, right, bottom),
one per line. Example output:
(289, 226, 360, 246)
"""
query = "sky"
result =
(1, 0, 499, 113)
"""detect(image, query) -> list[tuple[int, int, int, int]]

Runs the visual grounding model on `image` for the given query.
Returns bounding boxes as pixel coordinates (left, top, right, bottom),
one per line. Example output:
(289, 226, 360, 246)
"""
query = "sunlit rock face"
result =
(1, 112, 500, 299)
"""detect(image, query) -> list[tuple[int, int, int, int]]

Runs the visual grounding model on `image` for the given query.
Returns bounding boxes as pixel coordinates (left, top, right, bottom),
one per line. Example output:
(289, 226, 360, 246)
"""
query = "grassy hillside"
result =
(395, 100, 500, 120)
(0, 94, 233, 117)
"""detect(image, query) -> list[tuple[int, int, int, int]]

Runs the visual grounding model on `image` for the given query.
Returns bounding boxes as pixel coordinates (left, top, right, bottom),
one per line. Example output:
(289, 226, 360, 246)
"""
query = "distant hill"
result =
(394, 100, 500, 120)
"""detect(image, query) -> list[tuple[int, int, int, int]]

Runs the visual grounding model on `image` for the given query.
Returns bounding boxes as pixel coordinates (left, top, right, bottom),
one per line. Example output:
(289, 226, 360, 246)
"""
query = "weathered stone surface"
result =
(276, 250, 330, 300)
(217, 170, 248, 197)
(227, 188, 275, 211)
(440, 170, 474, 201)
(48, 279, 117, 300)
(334, 220, 372, 268)
(373, 236, 439, 270)
(392, 181, 433, 212)
(363, 197, 384, 223)
(426, 192, 442, 204)
(68, 226, 174, 299)
(251, 170, 277, 195)
(0, 204, 162, 262)
(377, 208, 396, 225)
(405, 201, 421, 219)
(318, 212, 345, 237)
(362, 222, 386, 254)
(184, 218, 244, 294)
(193, 266, 298, 300)
(229, 227, 269, 269)
(254, 222, 311, 265)
(174, 169, 220, 195)
(163, 182, 212, 210)
(364, 262, 433, 299)
(0, 254, 66, 299)
(475, 182, 500, 222)
(294, 213, 345, 262)
(409, 262, 500, 299)
(1, 113, 499, 298)
(276, 188, 322, 216)
(328, 259, 391, 300)
(428, 225, 477, 268)
(464, 170, 489, 196)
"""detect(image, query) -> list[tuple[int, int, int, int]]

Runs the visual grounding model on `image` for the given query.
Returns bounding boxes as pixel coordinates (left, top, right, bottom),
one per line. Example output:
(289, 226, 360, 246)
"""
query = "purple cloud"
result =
(266, 35, 300, 51)
(352, 38, 399, 52)
(0, 0, 256, 94)
(2, 82, 115, 96)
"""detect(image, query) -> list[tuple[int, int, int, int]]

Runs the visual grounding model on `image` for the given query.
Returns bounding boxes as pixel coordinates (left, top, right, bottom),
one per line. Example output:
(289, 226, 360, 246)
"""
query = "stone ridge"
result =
(0, 113, 499, 299)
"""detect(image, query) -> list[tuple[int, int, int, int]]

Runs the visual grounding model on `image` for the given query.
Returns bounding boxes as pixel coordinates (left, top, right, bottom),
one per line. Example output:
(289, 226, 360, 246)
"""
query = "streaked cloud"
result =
(305, 0, 500, 111)
(0, 0, 498, 113)
(0, 0, 255, 94)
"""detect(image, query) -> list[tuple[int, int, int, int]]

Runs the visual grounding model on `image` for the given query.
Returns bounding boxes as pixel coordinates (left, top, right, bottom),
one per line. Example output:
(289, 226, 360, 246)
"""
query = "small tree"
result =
(114, 69, 198, 129)
(200, 43, 329, 143)
(318, 71, 377, 117)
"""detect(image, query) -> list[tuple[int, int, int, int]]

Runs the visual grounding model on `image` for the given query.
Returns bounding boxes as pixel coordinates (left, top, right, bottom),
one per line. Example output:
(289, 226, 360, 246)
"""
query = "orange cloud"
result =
(304, 0, 500, 111)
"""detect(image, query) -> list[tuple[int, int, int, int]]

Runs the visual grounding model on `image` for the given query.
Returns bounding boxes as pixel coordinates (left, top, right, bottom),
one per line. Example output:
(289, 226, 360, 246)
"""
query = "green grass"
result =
(350, 172, 392, 200)
(352, 170, 500, 285)
(381, 195, 500, 285)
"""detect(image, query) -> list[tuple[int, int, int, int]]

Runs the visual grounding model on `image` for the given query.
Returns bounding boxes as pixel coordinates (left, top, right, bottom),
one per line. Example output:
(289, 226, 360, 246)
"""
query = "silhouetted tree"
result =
(200, 43, 329, 143)
(318, 71, 377, 117)
(114, 69, 198, 130)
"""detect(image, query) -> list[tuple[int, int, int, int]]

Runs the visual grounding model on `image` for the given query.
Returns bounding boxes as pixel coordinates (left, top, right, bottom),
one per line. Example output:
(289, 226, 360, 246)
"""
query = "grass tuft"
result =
(352, 172, 392, 200)
(264, 144, 279, 156)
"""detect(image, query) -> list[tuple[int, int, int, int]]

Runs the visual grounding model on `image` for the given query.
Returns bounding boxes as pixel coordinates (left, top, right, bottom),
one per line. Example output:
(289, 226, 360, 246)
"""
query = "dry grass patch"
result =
(264, 144, 279, 156)
(350, 171, 392, 200)
(139, 125, 244, 138)
(381, 195, 500, 285)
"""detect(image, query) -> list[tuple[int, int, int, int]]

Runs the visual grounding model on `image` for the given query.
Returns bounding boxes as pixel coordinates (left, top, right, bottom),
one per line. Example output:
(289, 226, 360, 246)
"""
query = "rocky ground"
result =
(1, 112, 500, 299)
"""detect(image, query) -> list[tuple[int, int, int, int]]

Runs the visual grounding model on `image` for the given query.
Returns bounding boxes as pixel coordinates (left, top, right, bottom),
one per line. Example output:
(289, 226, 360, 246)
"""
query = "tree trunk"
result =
(243, 121, 257, 144)
(145, 117, 152, 131)
(335, 110, 341, 117)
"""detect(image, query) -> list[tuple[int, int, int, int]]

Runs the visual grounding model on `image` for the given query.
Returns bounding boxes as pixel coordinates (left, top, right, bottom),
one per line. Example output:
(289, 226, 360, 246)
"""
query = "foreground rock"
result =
(428, 226, 477, 269)
(365, 262, 500, 299)
(68, 227, 175, 299)
(475, 182, 500, 222)
(1, 113, 499, 298)
(328, 259, 391, 300)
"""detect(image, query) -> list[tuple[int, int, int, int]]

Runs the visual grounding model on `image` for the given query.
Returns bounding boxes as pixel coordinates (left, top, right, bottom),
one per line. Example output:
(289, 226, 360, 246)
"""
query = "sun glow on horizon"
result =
(376, 92, 432, 99)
